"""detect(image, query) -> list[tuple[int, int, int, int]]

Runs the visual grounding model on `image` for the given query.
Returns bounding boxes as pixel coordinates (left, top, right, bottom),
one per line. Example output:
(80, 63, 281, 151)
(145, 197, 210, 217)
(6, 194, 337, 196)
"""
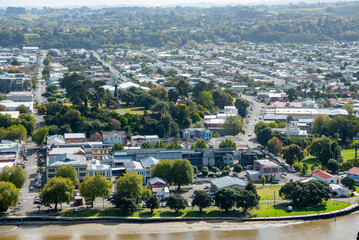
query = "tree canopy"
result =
(40, 177, 75, 210)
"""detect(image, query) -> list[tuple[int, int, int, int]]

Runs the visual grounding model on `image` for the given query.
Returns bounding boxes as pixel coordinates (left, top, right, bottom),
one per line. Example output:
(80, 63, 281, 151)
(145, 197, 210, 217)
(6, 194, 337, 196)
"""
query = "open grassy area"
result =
(120, 103, 150, 115)
(302, 155, 320, 170)
(251, 200, 349, 217)
(257, 186, 282, 200)
(341, 149, 356, 161)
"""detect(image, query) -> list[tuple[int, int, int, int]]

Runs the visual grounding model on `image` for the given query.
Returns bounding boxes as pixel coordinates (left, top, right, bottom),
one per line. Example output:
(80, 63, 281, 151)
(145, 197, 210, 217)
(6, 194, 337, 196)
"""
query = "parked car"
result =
(340, 195, 349, 198)
(187, 186, 193, 190)
(272, 180, 280, 184)
(204, 186, 210, 189)
(34, 198, 42, 204)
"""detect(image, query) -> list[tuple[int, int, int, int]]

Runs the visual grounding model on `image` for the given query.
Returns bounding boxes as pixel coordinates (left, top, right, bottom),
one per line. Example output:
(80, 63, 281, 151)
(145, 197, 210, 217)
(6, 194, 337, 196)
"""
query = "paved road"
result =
(33, 50, 48, 128)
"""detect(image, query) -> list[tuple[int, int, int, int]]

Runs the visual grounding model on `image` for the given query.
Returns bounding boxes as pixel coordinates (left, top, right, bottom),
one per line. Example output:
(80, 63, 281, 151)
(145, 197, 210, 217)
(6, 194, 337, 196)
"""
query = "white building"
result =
(102, 131, 127, 145)
(312, 169, 339, 184)
(211, 176, 246, 192)
(87, 160, 112, 180)
(330, 184, 350, 197)
(6, 91, 33, 102)
(47, 153, 87, 182)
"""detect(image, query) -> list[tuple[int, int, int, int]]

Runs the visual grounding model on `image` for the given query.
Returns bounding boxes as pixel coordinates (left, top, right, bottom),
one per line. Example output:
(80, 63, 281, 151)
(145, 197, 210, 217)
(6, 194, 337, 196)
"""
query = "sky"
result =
(0, 0, 346, 8)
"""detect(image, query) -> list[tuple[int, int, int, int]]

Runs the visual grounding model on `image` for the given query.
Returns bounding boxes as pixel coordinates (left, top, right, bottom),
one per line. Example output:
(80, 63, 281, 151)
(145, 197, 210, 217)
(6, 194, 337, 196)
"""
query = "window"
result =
(48, 169, 55, 172)
(79, 173, 86, 177)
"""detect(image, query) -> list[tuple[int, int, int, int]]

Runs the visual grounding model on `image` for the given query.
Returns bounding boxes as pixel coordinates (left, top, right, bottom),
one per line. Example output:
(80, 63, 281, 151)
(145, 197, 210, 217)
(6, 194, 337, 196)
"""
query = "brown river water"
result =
(0, 212, 358, 240)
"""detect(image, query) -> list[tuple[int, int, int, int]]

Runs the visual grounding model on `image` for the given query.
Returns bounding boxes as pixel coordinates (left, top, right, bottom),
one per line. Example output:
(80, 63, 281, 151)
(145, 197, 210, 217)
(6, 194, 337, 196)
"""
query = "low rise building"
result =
(330, 184, 350, 197)
(147, 177, 169, 200)
(253, 159, 281, 181)
(64, 133, 86, 143)
(347, 167, 359, 181)
(312, 169, 339, 184)
(102, 131, 127, 145)
(87, 160, 112, 180)
(240, 149, 266, 168)
(211, 176, 246, 192)
(181, 128, 212, 139)
(6, 91, 33, 102)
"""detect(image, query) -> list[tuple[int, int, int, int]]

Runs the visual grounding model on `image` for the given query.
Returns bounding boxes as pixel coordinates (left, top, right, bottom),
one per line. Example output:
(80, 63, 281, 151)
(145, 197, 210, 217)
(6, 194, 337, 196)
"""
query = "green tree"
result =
(267, 137, 283, 155)
(192, 140, 208, 149)
(15, 105, 28, 114)
(236, 190, 259, 212)
(193, 166, 198, 174)
(54, 165, 79, 186)
(341, 177, 356, 191)
(151, 160, 174, 184)
(311, 114, 330, 136)
(146, 195, 159, 213)
(172, 159, 194, 190)
(201, 166, 209, 177)
(141, 188, 152, 202)
(308, 137, 333, 166)
(40, 177, 75, 210)
(219, 139, 237, 150)
(141, 142, 153, 149)
(151, 101, 169, 114)
(211, 167, 219, 174)
(261, 176, 266, 186)
(154, 140, 167, 148)
(0, 181, 20, 212)
(257, 126, 273, 147)
(255, 121, 267, 135)
(351, 142, 359, 159)
(116, 172, 143, 202)
(31, 126, 49, 146)
(233, 164, 242, 173)
(215, 188, 237, 212)
(283, 144, 304, 166)
(327, 159, 339, 173)
(198, 91, 214, 110)
(192, 190, 213, 212)
(79, 174, 113, 207)
(223, 115, 243, 136)
(0, 166, 27, 189)
(112, 143, 124, 152)
(167, 140, 182, 149)
(166, 194, 187, 213)
(234, 98, 250, 118)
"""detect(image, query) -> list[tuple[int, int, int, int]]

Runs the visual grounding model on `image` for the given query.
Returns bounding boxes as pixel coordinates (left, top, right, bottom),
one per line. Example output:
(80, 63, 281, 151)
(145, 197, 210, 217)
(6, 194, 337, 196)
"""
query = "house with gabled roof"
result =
(312, 169, 339, 184)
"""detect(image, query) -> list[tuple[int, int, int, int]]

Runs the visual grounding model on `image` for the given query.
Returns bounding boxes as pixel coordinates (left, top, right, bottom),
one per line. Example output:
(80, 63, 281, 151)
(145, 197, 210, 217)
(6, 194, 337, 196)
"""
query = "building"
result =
(0, 140, 20, 172)
(312, 169, 339, 184)
(47, 147, 86, 157)
(147, 177, 169, 200)
(240, 149, 266, 167)
(64, 133, 86, 143)
(145, 135, 159, 146)
(211, 176, 247, 192)
(330, 184, 350, 197)
(124, 161, 146, 184)
(131, 135, 146, 147)
(6, 91, 33, 102)
(89, 132, 102, 142)
(0, 75, 25, 94)
(0, 111, 20, 119)
(92, 145, 112, 160)
(253, 159, 281, 181)
(181, 128, 212, 139)
(87, 160, 112, 180)
(204, 106, 238, 134)
(347, 167, 359, 181)
(46, 153, 87, 183)
(102, 131, 127, 145)
(0, 101, 33, 113)
(140, 156, 159, 183)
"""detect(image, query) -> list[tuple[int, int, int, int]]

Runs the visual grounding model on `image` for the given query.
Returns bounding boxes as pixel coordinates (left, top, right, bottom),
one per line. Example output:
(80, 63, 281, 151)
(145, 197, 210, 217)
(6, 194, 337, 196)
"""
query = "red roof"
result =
(348, 167, 359, 176)
(313, 169, 335, 179)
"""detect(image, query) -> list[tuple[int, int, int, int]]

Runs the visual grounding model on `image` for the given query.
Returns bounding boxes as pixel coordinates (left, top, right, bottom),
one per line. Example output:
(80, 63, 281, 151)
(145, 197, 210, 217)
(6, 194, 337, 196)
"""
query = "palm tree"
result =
(352, 142, 359, 159)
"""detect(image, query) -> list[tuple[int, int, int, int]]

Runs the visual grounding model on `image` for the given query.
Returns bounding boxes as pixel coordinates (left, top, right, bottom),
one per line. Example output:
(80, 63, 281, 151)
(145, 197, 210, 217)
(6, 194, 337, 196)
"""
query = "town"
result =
(0, 3, 359, 224)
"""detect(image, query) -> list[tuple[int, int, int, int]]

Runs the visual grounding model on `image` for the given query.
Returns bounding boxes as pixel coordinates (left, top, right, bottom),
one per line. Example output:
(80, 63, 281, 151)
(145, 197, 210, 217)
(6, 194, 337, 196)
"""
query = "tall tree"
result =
(116, 172, 143, 202)
(0, 181, 20, 212)
(219, 139, 237, 150)
(151, 160, 174, 184)
(172, 159, 194, 190)
(236, 190, 260, 212)
(223, 115, 243, 136)
(166, 194, 187, 213)
(308, 137, 334, 166)
(146, 195, 159, 213)
(54, 165, 79, 186)
(31, 126, 49, 146)
(267, 137, 283, 155)
(256, 126, 273, 146)
(215, 188, 237, 212)
(0, 166, 27, 189)
(40, 177, 75, 210)
(234, 98, 250, 118)
(192, 140, 208, 149)
(192, 190, 213, 212)
(79, 174, 113, 207)
(282, 144, 304, 166)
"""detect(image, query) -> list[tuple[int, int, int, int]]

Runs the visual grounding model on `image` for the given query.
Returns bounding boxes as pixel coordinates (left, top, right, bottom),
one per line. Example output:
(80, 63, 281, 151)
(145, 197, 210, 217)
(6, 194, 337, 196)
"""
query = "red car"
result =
(339, 195, 348, 198)
(248, 134, 252, 137)
(34, 198, 42, 204)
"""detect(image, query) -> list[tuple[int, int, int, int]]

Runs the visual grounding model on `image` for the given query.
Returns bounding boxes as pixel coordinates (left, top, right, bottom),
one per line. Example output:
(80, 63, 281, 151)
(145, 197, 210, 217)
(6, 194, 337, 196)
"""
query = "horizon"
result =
(0, 0, 352, 8)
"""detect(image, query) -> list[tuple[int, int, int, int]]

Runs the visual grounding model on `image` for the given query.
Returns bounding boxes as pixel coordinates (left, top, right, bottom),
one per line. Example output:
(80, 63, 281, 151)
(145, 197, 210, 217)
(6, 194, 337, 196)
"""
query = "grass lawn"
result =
(341, 149, 356, 161)
(302, 156, 321, 170)
(120, 103, 150, 115)
(257, 186, 282, 200)
(251, 200, 349, 217)
(354, 185, 359, 193)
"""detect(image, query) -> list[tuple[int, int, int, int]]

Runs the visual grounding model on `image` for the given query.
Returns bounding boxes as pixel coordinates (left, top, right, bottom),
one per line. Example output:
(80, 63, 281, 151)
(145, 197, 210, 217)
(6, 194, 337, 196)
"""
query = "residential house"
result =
(347, 167, 359, 181)
(131, 135, 146, 147)
(145, 135, 159, 146)
(330, 184, 350, 197)
(140, 156, 159, 183)
(312, 169, 339, 184)
(89, 132, 102, 142)
(147, 177, 170, 200)
(102, 131, 127, 146)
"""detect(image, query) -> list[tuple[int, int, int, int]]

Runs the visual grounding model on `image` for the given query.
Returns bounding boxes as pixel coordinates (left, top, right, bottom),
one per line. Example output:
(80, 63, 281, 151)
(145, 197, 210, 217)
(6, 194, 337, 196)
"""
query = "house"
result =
(131, 135, 146, 147)
(148, 177, 167, 191)
(140, 156, 159, 182)
(312, 169, 339, 184)
(181, 128, 212, 139)
(347, 167, 359, 181)
(6, 91, 33, 102)
(64, 133, 86, 143)
(124, 161, 146, 184)
(253, 159, 281, 181)
(0, 140, 20, 172)
(102, 131, 127, 146)
(330, 184, 350, 197)
(89, 132, 102, 142)
(46, 153, 87, 183)
(211, 176, 246, 192)
(240, 149, 266, 168)
(145, 135, 159, 146)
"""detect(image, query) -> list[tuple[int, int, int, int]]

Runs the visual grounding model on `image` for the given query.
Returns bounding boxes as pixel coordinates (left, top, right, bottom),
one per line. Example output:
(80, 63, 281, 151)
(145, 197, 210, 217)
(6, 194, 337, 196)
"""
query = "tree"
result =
(112, 194, 137, 211)
(141, 188, 152, 202)
(308, 137, 334, 166)
(257, 126, 273, 147)
(151, 160, 174, 184)
(282, 144, 304, 166)
(192, 190, 213, 212)
(219, 139, 237, 150)
(0, 166, 27, 189)
(154, 140, 167, 148)
(215, 188, 237, 212)
(328, 115, 359, 145)
(233, 164, 242, 173)
(15, 105, 28, 114)
(352, 142, 359, 159)
(172, 159, 194, 190)
(198, 91, 214, 110)
(267, 137, 283, 155)
(211, 167, 219, 174)
(0, 181, 20, 212)
(141, 142, 153, 149)
(223, 115, 243, 136)
(234, 98, 250, 118)
(201, 166, 209, 177)
(55, 165, 79, 186)
(279, 180, 331, 207)
(151, 101, 169, 114)
(79, 174, 113, 207)
(31, 126, 49, 146)
(40, 177, 74, 210)
(193, 166, 198, 174)
(146, 195, 159, 213)
(192, 140, 208, 149)
(255, 121, 267, 135)
(236, 190, 259, 212)
(116, 172, 143, 202)
(261, 176, 266, 186)
(327, 159, 339, 173)
(166, 194, 187, 213)
(341, 177, 356, 191)
(112, 143, 124, 152)
(167, 140, 182, 149)
(311, 114, 330, 136)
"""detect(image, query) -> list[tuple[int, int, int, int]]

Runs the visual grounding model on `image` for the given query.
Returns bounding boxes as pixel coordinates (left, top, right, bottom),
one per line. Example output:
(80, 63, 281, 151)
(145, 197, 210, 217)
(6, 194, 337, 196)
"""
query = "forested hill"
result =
(1, 2, 359, 49)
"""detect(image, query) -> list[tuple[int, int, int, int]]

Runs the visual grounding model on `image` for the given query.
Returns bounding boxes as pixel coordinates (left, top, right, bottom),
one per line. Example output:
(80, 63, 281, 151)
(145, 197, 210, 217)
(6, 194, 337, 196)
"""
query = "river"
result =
(0, 212, 358, 240)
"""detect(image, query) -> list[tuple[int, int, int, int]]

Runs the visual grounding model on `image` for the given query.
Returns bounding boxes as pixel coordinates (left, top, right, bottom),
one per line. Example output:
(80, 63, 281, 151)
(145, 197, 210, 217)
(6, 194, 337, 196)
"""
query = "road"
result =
(33, 50, 48, 128)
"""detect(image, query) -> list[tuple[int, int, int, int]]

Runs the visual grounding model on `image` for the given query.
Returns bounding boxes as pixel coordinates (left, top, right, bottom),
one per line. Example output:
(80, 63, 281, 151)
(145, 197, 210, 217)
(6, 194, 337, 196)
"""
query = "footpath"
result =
(0, 203, 358, 225)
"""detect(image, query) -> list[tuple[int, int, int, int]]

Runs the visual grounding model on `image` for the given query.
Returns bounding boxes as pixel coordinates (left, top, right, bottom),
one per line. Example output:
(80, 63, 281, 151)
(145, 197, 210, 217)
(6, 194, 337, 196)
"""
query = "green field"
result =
(120, 103, 150, 115)
(341, 149, 356, 161)
(251, 200, 349, 217)
(257, 186, 282, 200)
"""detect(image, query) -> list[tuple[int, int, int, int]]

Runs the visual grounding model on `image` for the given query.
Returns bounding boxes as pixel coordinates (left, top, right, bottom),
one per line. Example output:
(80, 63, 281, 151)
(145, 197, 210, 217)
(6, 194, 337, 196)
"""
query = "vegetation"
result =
(192, 190, 213, 212)
(166, 195, 187, 213)
(40, 177, 75, 210)
(0, 181, 20, 212)
(54, 165, 79, 186)
(0, 166, 27, 189)
(79, 174, 113, 207)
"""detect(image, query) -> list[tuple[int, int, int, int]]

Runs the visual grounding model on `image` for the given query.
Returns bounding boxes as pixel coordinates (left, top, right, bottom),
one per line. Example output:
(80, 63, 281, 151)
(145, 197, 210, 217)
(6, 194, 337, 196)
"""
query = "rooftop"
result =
(211, 176, 246, 189)
(313, 169, 336, 179)
(348, 167, 359, 176)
